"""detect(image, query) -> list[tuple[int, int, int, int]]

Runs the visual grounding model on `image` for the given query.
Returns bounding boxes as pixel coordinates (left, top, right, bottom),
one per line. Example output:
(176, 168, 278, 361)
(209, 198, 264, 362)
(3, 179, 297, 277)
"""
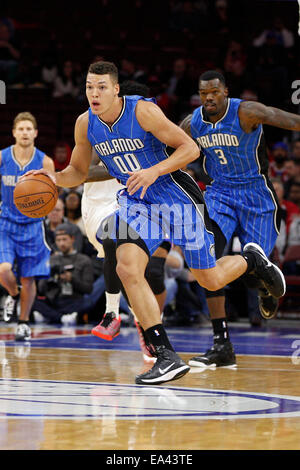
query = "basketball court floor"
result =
(0, 318, 300, 451)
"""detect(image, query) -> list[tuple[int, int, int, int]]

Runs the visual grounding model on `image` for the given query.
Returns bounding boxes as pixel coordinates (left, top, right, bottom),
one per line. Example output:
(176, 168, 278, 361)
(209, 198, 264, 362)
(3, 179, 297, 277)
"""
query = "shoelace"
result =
(101, 313, 116, 328)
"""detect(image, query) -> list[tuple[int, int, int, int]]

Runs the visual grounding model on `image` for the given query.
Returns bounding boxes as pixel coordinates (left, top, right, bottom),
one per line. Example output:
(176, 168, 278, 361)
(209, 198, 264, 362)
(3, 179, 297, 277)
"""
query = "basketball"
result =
(13, 173, 58, 218)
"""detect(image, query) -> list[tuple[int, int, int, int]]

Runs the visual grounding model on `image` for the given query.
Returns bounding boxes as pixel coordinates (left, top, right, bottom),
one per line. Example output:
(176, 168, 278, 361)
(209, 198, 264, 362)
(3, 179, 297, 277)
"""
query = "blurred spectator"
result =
(52, 60, 79, 99)
(271, 177, 300, 235)
(288, 181, 300, 211)
(252, 20, 289, 107)
(240, 88, 258, 101)
(189, 94, 201, 110)
(41, 55, 58, 89)
(291, 139, 300, 161)
(44, 198, 83, 253)
(119, 58, 147, 84)
(166, 58, 196, 122)
(163, 245, 185, 311)
(32, 223, 96, 325)
(64, 190, 86, 235)
(253, 17, 294, 49)
(164, 246, 209, 326)
(53, 141, 72, 171)
(147, 75, 171, 116)
(223, 40, 248, 96)
(0, 20, 20, 81)
(288, 215, 300, 247)
(224, 40, 247, 78)
(269, 142, 289, 182)
(283, 158, 300, 199)
(213, 0, 231, 34)
(168, 0, 202, 33)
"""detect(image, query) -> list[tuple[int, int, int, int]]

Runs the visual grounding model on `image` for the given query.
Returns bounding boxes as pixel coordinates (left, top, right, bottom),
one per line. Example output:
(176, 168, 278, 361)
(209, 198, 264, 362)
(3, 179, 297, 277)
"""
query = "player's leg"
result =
(15, 221, 51, 341)
(15, 276, 36, 341)
(0, 227, 21, 322)
(0, 262, 20, 322)
(115, 217, 189, 385)
(190, 248, 285, 299)
(134, 242, 170, 362)
(237, 180, 281, 319)
(83, 206, 123, 339)
(189, 219, 236, 368)
(91, 236, 122, 340)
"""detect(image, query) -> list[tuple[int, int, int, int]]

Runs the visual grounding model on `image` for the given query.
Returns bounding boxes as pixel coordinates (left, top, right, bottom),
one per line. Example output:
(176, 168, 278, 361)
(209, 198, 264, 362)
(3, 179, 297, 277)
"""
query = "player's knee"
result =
(195, 271, 223, 291)
(145, 257, 166, 295)
(203, 279, 223, 291)
(0, 263, 13, 280)
(116, 260, 140, 285)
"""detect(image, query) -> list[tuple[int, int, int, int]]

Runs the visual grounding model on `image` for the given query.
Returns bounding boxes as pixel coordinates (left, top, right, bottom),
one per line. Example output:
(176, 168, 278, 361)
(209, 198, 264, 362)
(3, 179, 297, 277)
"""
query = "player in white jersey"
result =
(82, 164, 123, 259)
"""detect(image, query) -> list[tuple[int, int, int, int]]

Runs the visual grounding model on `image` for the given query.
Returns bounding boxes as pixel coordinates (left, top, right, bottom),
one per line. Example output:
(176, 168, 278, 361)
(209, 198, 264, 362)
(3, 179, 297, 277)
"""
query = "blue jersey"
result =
(190, 98, 280, 256)
(190, 98, 268, 186)
(87, 95, 176, 203)
(0, 145, 45, 224)
(88, 95, 217, 270)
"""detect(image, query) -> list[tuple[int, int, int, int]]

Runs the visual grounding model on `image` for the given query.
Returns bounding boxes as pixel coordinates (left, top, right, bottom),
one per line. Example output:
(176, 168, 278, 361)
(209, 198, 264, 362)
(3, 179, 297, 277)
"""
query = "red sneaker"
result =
(134, 320, 156, 362)
(92, 312, 121, 341)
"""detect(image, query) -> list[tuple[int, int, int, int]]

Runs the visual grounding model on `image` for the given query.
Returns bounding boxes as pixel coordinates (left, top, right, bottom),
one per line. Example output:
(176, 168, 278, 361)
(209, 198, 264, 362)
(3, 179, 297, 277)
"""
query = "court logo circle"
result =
(1, 379, 300, 420)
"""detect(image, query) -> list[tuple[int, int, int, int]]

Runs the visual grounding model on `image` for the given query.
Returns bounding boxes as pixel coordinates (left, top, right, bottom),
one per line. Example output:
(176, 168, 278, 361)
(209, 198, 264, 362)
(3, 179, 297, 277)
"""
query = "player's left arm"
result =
(42, 155, 55, 172)
(127, 101, 199, 198)
(239, 101, 300, 132)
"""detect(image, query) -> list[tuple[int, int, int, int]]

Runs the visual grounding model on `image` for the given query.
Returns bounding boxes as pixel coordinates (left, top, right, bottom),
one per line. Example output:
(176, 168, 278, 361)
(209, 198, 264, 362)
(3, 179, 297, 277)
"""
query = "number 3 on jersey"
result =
(113, 153, 141, 173)
(214, 149, 228, 165)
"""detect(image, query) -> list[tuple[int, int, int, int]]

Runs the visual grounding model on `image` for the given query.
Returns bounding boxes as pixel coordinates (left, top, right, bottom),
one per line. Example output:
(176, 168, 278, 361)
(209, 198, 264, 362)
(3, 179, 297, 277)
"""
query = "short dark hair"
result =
(199, 70, 226, 86)
(88, 61, 118, 83)
(119, 80, 149, 98)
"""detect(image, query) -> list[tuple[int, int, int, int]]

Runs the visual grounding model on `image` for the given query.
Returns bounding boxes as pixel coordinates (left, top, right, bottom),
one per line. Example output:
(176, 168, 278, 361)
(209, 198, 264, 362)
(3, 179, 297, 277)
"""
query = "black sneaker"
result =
(135, 346, 190, 385)
(3, 295, 19, 323)
(243, 243, 286, 299)
(188, 341, 237, 368)
(258, 287, 279, 319)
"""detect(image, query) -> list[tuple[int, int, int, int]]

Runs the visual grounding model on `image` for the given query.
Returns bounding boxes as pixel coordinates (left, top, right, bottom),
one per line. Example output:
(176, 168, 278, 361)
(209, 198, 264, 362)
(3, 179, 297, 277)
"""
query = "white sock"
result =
(105, 292, 120, 318)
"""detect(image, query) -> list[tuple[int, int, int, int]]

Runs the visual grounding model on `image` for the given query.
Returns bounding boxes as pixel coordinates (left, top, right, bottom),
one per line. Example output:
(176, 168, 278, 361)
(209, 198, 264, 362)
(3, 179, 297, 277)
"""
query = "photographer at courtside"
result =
(32, 223, 94, 324)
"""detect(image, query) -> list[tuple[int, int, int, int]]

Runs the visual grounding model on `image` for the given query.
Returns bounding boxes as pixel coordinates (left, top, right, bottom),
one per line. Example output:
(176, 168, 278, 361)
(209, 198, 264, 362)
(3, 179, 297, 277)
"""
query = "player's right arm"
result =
(55, 112, 92, 187)
(22, 112, 92, 188)
(85, 148, 114, 182)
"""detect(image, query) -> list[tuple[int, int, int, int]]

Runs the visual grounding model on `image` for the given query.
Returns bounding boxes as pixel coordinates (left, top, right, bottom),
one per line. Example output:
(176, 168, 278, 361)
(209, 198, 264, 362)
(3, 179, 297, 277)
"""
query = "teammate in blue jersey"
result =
(180, 70, 300, 368)
(25, 61, 285, 385)
(0, 112, 54, 341)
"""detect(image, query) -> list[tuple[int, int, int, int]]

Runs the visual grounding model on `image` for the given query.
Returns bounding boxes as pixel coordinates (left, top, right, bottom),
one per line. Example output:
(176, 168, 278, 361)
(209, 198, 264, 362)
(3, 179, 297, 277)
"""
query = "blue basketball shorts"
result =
(204, 178, 280, 257)
(96, 170, 216, 270)
(0, 218, 51, 278)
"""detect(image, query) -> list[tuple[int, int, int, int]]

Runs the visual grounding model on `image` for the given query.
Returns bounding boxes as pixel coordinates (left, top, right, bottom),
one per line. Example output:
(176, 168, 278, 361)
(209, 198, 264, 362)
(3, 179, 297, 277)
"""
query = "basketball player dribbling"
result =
(0, 112, 54, 341)
(25, 61, 285, 385)
(82, 80, 169, 362)
(181, 70, 300, 369)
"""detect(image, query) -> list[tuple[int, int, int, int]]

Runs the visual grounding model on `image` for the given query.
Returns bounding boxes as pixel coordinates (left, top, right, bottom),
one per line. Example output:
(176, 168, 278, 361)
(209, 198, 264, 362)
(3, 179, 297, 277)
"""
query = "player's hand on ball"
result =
(127, 167, 160, 199)
(21, 168, 57, 185)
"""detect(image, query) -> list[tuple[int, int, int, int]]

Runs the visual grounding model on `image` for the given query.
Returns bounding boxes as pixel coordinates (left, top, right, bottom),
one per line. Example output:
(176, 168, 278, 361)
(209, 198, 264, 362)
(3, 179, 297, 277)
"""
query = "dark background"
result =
(0, 0, 299, 154)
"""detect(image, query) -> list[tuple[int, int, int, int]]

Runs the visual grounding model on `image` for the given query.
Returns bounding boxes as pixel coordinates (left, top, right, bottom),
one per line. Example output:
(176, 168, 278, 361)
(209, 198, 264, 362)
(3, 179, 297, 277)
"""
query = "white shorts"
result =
(81, 197, 118, 257)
